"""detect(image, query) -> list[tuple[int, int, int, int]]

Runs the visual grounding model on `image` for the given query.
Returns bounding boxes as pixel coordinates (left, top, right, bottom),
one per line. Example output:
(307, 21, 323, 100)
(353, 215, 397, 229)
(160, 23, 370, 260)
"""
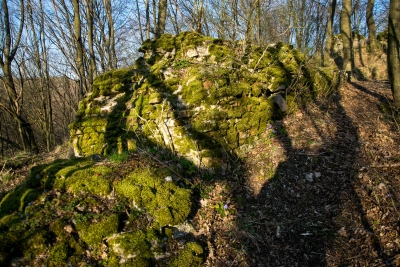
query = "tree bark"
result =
(72, 0, 86, 97)
(366, 0, 378, 54)
(325, 0, 336, 63)
(256, 0, 261, 45)
(145, 0, 151, 39)
(136, 0, 144, 42)
(341, 0, 353, 75)
(194, 0, 204, 34)
(388, 0, 400, 106)
(156, 0, 167, 38)
(102, 0, 117, 68)
(83, 0, 97, 90)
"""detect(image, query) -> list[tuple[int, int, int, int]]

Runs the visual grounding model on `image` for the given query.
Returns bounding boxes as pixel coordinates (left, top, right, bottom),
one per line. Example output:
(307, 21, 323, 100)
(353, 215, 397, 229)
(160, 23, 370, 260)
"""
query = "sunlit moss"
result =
(107, 230, 154, 266)
(54, 165, 112, 196)
(77, 214, 119, 250)
(115, 168, 191, 227)
(169, 242, 203, 267)
(0, 185, 38, 217)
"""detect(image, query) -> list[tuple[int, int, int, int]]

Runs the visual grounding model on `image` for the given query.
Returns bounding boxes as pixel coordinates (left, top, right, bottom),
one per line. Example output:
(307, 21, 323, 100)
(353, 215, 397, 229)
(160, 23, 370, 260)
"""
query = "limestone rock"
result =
(70, 32, 335, 171)
(271, 94, 287, 112)
(186, 48, 198, 58)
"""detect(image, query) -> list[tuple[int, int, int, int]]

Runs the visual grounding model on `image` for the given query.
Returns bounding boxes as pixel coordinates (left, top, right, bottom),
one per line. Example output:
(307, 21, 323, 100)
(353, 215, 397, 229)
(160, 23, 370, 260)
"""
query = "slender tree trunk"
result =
(366, 0, 378, 54)
(40, 0, 54, 151)
(0, 0, 38, 153)
(153, 0, 157, 37)
(84, 0, 96, 90)
(341, 0, 353, 76)
(156, 0, 167, 38)
(244, 0, 259, 44)
(218, 0, 227, 39)
(203, 0, 210, 36)
(97, 17, 108, 72)
(136, 0, 144, 42)
(231, 0, 239, 41)
(194, 0, 204, 34)
(169, 1, 180, 34)
(256, 0, 261, 45)
(388, 0, 400, 106)
(72, 0, 86, 97)
(28, 0, 54, 151)
(325, 0, 336, 62)
(145, 0, 150, 39)
(103, 0, 117, 68)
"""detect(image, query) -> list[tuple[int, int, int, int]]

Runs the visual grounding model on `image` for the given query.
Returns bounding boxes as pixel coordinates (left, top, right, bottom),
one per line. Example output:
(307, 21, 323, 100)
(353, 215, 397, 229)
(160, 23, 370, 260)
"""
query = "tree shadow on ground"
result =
(230, 82, 388, 266)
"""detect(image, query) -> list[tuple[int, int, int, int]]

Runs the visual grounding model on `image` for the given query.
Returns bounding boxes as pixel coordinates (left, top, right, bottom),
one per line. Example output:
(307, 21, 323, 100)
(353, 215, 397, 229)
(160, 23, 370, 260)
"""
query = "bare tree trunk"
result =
(244, 0, 259, 43)
(388, 0, 400, 106)
(97, 13, 109, 72)
(145, 0, 151, 39)
(72, 0, 86, 97)
(136, 0, 144, 42)
(103, 0, 117, 68)
(218, 0, 227, 39)
(153, 0, 157, 36)
(0, 0, 38, 153)
(156, 0, 167, 38)
(194, 0, 204, 34)
(325, 0, 337, 63)
(366, 0, 378, 54)
(256, 0, 261, 45)
(341, 0, 353, 76)
(27, 0, 54, 152)
(83, 0, 97, 90)
(169, 1, 180, 34)
(203, 0, 210, 36)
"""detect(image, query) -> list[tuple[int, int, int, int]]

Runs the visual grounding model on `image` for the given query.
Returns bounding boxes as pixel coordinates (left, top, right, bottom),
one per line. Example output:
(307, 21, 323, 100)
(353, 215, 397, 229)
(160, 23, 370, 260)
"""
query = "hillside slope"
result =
(0, 32, 399, 266)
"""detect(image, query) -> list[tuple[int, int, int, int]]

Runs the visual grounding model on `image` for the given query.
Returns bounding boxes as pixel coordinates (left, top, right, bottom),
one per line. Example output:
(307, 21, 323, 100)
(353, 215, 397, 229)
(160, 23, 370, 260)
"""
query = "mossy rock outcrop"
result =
(70, 32, 336, 172)
(0, 156, 197, 266)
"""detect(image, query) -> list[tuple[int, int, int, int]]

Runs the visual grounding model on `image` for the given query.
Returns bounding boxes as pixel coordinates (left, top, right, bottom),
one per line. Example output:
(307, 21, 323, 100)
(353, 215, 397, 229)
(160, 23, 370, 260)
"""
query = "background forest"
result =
(0, 0, 393, 158)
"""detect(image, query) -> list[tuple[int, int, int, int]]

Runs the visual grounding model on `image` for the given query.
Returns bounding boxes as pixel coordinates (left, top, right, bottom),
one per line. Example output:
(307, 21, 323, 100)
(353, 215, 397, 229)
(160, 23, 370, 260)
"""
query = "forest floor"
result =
(2, 80, 400, 267)
(189, 80, 400, 267)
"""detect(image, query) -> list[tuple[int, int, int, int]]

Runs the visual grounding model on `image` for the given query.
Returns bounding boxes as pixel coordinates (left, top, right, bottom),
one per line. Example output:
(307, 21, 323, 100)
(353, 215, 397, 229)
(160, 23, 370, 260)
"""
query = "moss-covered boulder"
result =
(76, 214, 119, 251)
(54, 165, 112, 196)
(70, 32, 335, 172)
(106, 229, 157, 266)
(169, 242, 203, 267)
(115, 168, 192, 227)
(0, 155, 198, 266)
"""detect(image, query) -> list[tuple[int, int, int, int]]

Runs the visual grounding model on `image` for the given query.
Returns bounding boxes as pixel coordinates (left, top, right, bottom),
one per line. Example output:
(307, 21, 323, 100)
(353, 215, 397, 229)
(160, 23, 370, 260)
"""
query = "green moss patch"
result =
(169, 242, 203, 267)
(115, 168, 191, 227)
(107, 230, 156, 266)
(77, 214, 119, 250)
(54, 165, 112, 196)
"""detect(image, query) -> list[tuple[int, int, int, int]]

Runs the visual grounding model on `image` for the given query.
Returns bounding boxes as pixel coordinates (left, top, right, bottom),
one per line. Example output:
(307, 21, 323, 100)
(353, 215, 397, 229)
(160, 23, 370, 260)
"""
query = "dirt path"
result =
(196, 81, 400, 266)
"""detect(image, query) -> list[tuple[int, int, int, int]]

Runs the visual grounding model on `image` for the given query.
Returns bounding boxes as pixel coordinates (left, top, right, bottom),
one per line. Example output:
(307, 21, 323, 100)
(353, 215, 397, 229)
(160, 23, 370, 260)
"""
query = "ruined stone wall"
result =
(70, 32, 334, 172)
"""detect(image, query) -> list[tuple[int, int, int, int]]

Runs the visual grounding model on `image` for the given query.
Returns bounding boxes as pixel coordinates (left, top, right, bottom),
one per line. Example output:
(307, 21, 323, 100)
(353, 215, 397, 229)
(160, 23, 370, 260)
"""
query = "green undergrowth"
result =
(0, 154, 201, 266)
